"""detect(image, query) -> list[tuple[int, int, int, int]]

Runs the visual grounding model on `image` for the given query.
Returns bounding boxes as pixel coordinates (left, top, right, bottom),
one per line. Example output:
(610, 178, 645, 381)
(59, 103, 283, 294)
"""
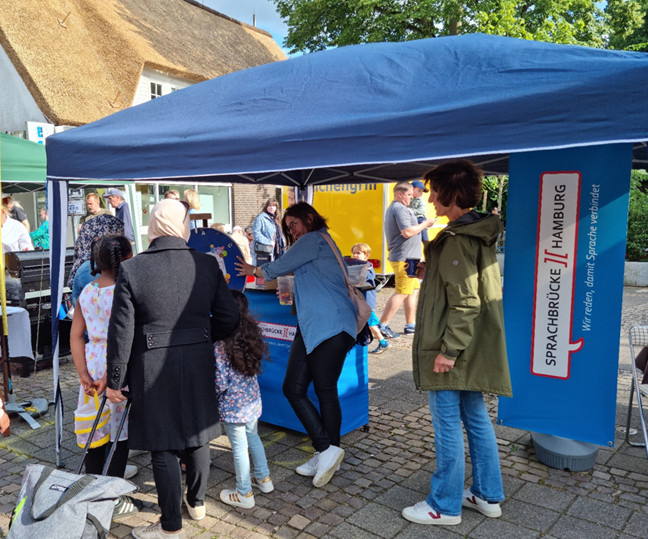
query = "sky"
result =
(203, 0, 290, 53)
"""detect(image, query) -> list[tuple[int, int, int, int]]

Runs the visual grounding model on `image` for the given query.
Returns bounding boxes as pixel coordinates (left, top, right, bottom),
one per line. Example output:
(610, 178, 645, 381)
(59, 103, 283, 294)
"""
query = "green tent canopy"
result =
(0, 133, 46, 183)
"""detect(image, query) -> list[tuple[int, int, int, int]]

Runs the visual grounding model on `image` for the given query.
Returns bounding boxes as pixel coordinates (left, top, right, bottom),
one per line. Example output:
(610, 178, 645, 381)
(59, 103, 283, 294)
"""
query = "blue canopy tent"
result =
(45, 34, 648, 463)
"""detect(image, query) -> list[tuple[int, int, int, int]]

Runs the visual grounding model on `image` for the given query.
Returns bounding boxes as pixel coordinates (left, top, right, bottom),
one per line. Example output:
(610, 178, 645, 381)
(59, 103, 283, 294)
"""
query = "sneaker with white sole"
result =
(377, 324, 400, 339)
(183, 491, 206, 520)
(402, 500, 461, 525)
(124, 464, 138, 480)
(296, 453, 319, 476)
(112, 495, 140, 519)
(462, 489, 502, 518)
(132, 521, 185, 539)
(220, 488, 255, 509)
(312, 445, 344, 488)
(370, 341, 390, 354)
(251, 475, 274, 493)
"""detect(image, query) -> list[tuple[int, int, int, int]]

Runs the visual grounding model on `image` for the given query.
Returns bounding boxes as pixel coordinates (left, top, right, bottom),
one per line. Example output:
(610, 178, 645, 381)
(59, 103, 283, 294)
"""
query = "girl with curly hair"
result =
(215, 290, 272, 509)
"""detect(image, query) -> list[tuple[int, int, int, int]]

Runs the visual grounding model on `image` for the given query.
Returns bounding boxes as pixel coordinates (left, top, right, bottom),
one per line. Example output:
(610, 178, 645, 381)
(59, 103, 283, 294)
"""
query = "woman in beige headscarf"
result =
(106, 199, 239, 538)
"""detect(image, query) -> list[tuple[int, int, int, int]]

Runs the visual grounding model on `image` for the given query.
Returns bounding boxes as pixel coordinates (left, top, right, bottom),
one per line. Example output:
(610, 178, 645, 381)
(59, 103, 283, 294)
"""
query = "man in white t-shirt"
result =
(2, 205, 33, 253)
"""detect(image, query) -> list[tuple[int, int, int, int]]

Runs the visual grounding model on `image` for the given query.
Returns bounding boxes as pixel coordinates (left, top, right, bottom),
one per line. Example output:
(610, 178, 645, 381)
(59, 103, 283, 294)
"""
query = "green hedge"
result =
(627, 170, 648, 262)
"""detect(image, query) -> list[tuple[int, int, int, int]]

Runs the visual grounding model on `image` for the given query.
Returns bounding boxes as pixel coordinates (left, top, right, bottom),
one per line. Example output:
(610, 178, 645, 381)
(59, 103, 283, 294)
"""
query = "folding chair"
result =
(624, 325, 648, 459)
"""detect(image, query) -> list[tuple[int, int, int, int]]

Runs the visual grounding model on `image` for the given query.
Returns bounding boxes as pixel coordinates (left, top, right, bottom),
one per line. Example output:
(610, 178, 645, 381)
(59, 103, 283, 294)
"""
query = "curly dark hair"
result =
(222, 290, 268, 376)
(90, 234, 132, 277)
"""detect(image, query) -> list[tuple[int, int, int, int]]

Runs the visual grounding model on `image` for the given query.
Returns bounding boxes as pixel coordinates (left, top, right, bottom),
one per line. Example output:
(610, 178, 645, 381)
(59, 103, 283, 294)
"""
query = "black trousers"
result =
(283, 329, 355, 452)
(84, 439, 129, 477)
(151, 444, 210, 532)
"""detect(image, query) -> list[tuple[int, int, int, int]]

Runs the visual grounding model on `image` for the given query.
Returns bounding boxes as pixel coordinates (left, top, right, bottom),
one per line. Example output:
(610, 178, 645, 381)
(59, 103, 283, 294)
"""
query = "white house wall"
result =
(0, 46, 49, 133)
(132, 68, 193, 106)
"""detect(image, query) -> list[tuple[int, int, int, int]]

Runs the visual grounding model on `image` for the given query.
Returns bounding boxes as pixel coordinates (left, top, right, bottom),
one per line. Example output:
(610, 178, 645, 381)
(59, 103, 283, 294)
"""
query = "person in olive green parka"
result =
(412, 209, 511, 397)
(403, 159, 512, 527)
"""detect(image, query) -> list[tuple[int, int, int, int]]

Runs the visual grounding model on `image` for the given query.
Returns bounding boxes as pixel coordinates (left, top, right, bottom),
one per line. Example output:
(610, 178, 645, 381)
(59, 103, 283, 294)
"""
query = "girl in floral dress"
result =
(70, 234, 136, 515)
(216, 290, 273, 509)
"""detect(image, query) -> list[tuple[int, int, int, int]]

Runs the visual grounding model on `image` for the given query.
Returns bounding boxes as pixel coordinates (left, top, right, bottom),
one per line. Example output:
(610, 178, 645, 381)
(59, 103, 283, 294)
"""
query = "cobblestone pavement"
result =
(1, 287, 647, 538)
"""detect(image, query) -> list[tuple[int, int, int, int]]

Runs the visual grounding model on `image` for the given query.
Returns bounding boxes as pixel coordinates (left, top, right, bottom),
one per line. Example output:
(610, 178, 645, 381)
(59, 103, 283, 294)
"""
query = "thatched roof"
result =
(0, 0, 286, 126)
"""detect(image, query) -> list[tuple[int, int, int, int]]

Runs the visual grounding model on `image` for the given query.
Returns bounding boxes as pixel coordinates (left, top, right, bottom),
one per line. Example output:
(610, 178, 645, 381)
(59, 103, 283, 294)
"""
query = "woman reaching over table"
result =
(402, 159, 512, 527)
(236, 202, 357, 488)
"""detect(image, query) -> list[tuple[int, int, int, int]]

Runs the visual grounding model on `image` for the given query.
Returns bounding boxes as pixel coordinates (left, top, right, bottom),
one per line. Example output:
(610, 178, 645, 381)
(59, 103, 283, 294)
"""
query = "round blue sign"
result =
(187, 228, 246, 292)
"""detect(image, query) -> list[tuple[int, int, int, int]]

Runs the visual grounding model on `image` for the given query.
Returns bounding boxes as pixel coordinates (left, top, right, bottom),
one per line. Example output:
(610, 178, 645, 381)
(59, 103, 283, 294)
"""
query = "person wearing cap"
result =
(377, 183, 436, 339)
(104, 188, 135, 242)
(410, 180, 430, 243)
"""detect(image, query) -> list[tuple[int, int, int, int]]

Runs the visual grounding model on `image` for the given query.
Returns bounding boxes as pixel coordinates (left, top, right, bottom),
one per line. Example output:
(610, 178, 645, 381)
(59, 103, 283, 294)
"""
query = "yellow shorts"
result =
(392, 260, 420, 295)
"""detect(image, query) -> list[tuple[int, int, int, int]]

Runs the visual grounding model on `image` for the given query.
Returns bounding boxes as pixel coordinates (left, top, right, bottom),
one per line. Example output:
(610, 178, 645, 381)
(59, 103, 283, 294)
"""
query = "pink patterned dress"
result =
(76, 282, 128, 442)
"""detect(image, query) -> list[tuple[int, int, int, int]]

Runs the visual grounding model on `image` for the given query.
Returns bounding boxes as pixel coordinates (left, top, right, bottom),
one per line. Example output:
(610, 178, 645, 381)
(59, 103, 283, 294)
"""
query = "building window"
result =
(150, 83, 162, 100)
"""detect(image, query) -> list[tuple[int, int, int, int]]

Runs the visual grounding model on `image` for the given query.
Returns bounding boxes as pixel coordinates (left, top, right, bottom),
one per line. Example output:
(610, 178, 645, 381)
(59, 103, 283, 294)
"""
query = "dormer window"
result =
(150, 83, 162, 100)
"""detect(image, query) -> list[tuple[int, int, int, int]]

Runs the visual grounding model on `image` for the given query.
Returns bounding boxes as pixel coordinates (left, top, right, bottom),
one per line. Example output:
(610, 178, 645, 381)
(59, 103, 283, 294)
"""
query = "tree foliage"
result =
(273, 0, 609, 53)
(627, 170, 648, 261)
(606, 0, 648, 51)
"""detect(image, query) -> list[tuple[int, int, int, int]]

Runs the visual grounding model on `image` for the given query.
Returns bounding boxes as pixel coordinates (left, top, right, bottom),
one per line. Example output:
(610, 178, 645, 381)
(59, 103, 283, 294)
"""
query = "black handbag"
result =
(254, 242, 273, 254)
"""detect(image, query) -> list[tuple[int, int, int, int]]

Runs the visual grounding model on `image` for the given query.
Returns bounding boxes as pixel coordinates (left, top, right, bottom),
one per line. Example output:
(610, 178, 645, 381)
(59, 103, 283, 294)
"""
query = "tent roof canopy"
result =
(46, 34, 648, 185)
(0, 133, 46, 184)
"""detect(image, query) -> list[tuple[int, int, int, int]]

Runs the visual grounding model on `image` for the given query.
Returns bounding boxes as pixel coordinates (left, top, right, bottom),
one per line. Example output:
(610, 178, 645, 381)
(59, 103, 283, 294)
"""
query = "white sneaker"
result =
(312, 445, 344, 488)
(183, 491, 206, 520)
(124, 464, 138, 480)
(295, 453, 319, 476)
(402, 500, 461, 525)
(462, 489, 502, 518)
(132, 521, 185, 538)
(220, 488, 255, 509)
(251, 475, 274, 493)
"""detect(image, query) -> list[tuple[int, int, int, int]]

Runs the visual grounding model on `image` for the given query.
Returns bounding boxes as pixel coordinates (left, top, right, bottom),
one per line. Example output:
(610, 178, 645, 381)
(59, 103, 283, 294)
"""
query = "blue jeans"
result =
(427, 390, 504, 516)
(223, 420, 270, 495)
(417, 215, 429, 242)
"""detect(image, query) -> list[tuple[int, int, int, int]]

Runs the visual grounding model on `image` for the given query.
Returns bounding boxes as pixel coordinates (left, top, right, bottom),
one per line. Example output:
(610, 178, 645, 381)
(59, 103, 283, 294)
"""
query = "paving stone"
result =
(395, 523, 464, 538)
(499, 498, 561, 533)
(549, 514, 619, 539)
(512, 483, 576, 512)
(375, 485, 422, 512)
(346, 501, 407, 538)
(567, 496, 632, 530)
(469, 517, 543, 539)
(287, 514, 310, 530)
(303, 521, 330, 537)
(622, 510, 648, 537)
(328, 521, 378, 539)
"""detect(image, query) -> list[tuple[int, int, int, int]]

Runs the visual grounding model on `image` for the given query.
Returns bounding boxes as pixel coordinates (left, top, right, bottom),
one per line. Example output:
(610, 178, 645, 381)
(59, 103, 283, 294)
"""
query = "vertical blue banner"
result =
(498, 144, 632, 446)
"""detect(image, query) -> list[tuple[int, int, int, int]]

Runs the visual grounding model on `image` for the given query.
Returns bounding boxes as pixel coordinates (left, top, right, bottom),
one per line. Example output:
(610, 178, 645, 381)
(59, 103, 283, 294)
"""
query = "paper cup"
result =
(277, 275, 294, 305)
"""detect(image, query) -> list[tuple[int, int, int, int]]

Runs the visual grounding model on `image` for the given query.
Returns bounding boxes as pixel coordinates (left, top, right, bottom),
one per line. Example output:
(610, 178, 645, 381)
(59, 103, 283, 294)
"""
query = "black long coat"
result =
(106, 236, 239, 451)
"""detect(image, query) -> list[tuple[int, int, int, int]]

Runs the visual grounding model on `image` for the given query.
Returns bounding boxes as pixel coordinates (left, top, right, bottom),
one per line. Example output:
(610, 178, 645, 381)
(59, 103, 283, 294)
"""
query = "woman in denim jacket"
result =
(236, 202, 356, 489)
(252, 197, 285, 260)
